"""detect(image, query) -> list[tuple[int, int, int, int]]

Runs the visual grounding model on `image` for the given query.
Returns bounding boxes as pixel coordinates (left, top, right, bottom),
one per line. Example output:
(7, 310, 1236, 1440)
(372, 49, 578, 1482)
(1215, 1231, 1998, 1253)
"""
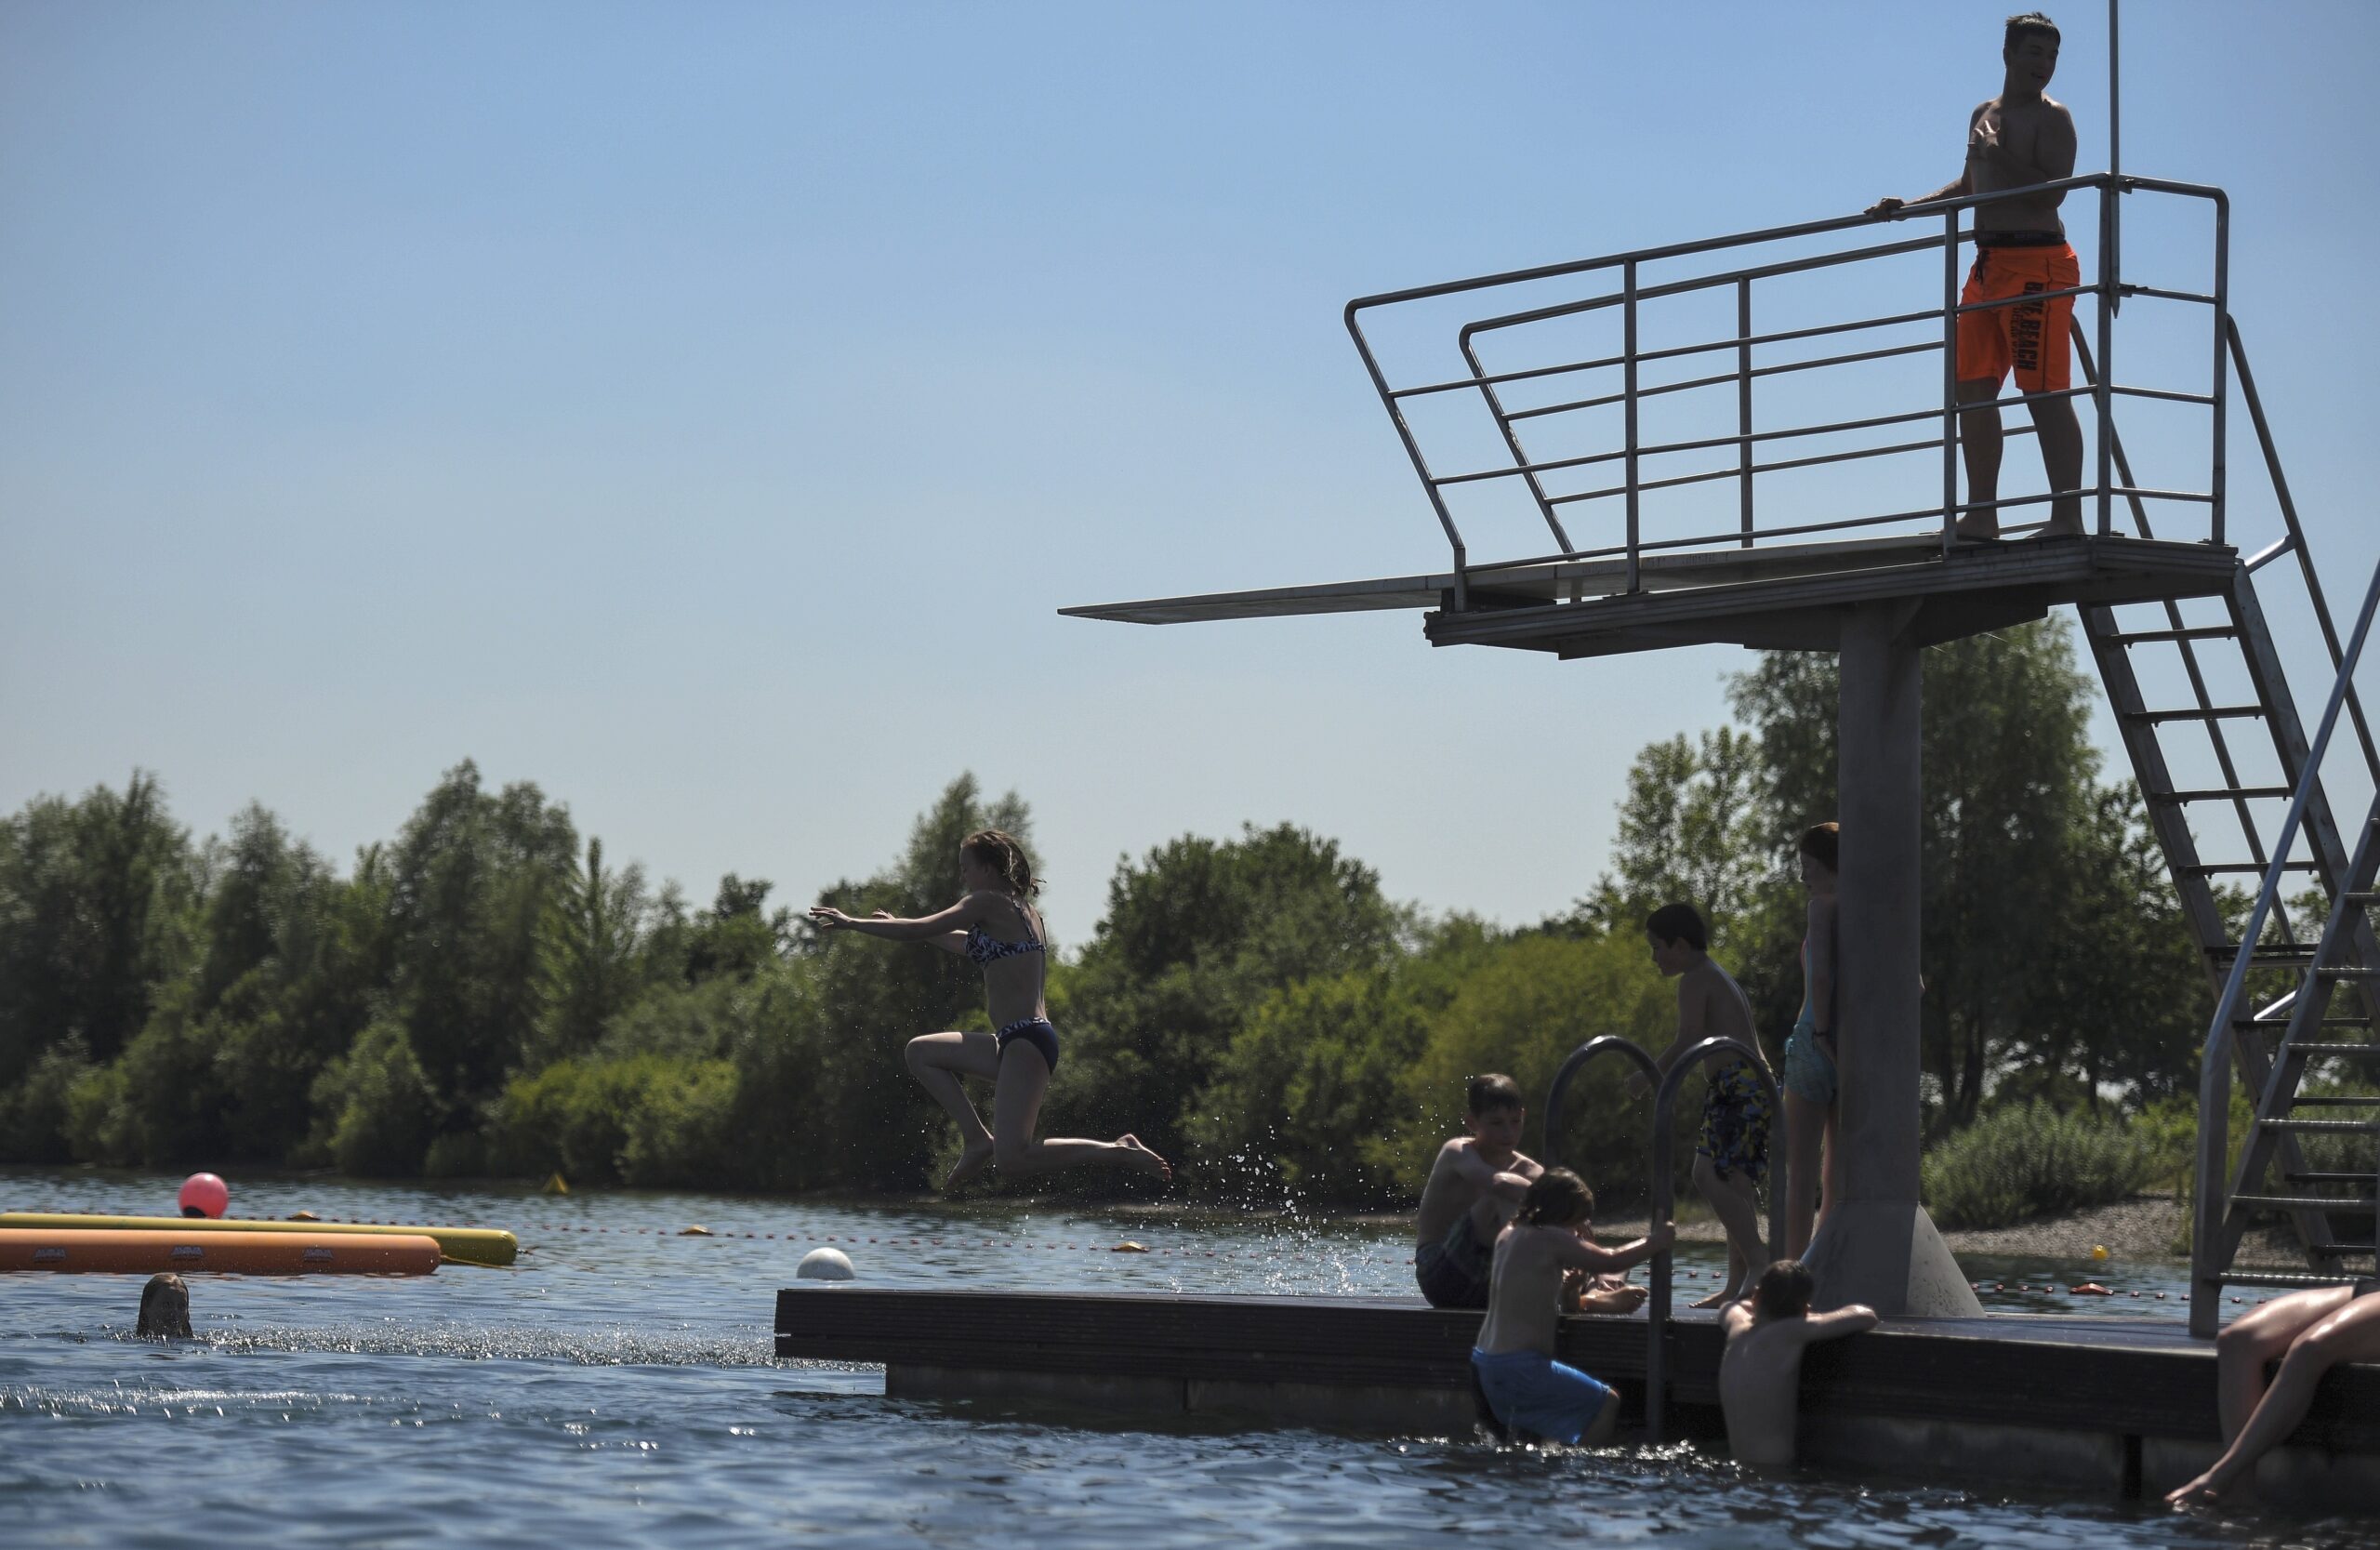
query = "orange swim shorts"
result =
(1956, 241, 2079, 394)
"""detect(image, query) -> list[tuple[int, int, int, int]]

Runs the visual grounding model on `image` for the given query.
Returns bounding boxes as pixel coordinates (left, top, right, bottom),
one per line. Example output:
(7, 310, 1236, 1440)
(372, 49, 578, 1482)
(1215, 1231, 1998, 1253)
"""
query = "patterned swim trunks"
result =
(1697, 1058, 1774, 1184)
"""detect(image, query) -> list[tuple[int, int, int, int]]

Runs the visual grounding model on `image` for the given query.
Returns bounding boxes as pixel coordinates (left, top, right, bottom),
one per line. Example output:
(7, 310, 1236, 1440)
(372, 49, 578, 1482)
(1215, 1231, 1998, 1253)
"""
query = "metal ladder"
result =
(2065, 325, 2380, 1328)
(1542, 1033, 1782, 1441)
(2182, 557, 2380, 1334)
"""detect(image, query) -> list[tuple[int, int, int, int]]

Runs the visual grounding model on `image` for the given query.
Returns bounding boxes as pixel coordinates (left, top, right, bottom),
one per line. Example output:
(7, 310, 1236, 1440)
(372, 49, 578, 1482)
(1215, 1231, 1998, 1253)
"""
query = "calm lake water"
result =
(0, 1168, 2365, 1548)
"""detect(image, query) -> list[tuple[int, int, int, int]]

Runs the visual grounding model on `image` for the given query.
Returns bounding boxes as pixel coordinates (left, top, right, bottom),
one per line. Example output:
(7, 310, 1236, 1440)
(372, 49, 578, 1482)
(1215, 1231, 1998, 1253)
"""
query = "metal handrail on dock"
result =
(1543, 1032, 1782, 1442)
(1345, 171, 2229, 609)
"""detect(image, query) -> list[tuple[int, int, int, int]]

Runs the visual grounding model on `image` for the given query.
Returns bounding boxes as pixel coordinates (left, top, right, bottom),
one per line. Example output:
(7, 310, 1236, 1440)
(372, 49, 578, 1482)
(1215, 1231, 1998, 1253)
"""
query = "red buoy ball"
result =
(178, 1172, 229, 1219)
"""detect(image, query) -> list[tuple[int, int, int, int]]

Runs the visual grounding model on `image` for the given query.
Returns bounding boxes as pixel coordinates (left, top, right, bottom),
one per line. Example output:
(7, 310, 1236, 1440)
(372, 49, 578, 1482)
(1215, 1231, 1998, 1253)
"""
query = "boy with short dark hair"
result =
(1632, 900, 1774, 1308)
(1718, 1258, 1877, 1465)
(1413, 1073, 1540, 1308)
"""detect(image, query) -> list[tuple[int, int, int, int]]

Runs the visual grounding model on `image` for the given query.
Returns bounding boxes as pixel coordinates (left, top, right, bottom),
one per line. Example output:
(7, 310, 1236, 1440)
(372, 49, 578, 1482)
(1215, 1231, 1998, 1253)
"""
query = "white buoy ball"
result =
(797, 1247, 855, 1281)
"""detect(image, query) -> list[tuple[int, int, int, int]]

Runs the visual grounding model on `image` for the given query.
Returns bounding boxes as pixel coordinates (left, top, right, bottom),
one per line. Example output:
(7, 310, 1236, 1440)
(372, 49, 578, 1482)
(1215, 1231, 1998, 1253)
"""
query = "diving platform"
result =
(778, 1285, 2380, 1506)
(1064, 168, 2380, 1328)
(1064, 531, 2240, 659)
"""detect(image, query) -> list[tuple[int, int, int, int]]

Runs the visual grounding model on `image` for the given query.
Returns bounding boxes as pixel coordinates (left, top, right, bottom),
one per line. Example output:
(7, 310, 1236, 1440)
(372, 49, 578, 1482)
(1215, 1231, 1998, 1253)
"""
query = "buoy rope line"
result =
(47, 1212, 2275, 1302)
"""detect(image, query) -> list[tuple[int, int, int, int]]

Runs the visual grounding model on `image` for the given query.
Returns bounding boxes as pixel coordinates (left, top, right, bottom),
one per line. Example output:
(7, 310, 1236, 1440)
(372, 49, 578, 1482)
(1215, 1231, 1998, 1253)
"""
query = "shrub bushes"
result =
(1921, 1100, 2156, 1229)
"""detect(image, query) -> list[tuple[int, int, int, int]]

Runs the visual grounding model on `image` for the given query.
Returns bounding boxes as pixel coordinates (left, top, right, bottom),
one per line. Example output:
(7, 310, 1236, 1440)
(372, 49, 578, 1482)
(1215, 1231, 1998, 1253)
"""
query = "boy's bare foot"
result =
(1690, 1287, 1736, 1310)
(945, 1142, 996, 1191)
(1951, 516, 2001, 543)
(2165, 1472, 2223, 1507)
(1117, 1133, 1171, 1181)
(2030, 517, 2086, 539)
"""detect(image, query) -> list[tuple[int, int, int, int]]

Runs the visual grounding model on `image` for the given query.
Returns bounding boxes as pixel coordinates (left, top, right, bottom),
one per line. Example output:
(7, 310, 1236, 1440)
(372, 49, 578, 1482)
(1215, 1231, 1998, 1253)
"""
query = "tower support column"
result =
(1802, 602, 1983, 1318)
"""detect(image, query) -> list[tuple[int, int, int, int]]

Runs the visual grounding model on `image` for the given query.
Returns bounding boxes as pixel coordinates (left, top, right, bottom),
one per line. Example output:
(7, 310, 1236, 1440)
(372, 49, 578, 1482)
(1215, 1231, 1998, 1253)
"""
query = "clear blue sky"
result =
(5, 1, 2375, 937)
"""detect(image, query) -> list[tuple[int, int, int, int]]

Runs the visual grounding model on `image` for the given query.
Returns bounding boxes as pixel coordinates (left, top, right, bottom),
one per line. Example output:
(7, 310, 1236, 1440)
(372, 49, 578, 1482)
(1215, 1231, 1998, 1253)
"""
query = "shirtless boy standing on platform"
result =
(1719, 1259, 1878, 1466)
(1415, 1074, 1540, 1308)
(1868, 11, 2083, 540)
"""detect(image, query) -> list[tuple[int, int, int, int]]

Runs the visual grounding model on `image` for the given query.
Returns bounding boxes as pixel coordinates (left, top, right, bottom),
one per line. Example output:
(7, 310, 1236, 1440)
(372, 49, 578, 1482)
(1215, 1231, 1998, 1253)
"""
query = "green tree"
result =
(1722, 615, 2197, 1126)
(1570, 725, 1770, 953)
(533, 836, 653, 1066)
(1053, 823, 1409, 1165)
(0, 772, 197, 1083)
(382, 762, 577, 1137)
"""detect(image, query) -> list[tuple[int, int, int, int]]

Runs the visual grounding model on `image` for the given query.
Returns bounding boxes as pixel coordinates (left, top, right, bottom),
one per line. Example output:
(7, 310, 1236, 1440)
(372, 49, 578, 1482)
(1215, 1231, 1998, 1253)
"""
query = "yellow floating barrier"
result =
(0, 1212, 516, 1267)
(0, 1228, 441, 1276)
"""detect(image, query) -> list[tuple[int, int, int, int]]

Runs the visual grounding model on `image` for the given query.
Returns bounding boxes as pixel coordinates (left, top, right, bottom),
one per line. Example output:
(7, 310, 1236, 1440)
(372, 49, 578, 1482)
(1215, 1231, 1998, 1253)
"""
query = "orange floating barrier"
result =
(0, 1228, 441, 1276)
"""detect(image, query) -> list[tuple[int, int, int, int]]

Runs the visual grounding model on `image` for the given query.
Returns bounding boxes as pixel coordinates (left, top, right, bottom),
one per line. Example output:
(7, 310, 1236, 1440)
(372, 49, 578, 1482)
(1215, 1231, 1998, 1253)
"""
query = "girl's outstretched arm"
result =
(809, 897, 981, 951)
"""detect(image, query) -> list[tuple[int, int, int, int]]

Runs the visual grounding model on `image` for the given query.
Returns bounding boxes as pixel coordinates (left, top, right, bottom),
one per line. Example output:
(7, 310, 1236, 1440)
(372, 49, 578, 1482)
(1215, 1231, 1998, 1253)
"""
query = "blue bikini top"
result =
(963, 901, 1045, 967)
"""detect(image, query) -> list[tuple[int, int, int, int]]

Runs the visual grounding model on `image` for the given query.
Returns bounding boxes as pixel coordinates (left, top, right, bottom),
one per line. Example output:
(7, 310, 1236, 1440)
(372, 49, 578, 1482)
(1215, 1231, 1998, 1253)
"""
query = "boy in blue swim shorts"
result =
(1472, 1168, 1673, 1444)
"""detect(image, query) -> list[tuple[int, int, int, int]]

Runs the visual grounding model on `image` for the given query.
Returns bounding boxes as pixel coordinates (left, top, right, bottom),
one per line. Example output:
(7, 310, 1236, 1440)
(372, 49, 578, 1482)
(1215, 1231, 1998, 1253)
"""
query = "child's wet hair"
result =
(1800, 822, 1839, 871)
(1645, 901, 1708, 952)
(138, 1272, 192, 1339)
(1755, 1258, 1814, 1320)
(1465, 1072, 1523, 1117)
(961, 828, 1041, 898)
(1518, 1167, 1594, 1227)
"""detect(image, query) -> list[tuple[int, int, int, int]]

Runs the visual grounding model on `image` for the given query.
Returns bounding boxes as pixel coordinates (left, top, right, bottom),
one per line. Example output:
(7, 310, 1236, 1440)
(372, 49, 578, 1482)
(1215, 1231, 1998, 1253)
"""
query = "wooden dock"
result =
(777, 1286, 2380, 1507)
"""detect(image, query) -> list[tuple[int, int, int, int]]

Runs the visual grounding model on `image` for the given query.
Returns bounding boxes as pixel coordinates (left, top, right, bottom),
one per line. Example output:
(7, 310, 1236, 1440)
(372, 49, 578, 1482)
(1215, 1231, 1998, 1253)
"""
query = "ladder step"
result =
(2290, 1043, 2380, 1058)
(2320, 967, 2380, 980)
(2214, 1270, 2368, 1290)
(2290, 1093, 2380, 1108)
(2231, 1195, 2377, 1212)
(2212, 944, 2319, 967)
(2259, 1118, 2380, 1133)
(2238, 1017, 2370, 1029)
(2308, 1243, 2379, 1258)
(2122, 706, 2268, 724)
(2105, 626, 2241, 645)
(2155, 787, 2295, 804)
(2347, 892, 2379, 907)
(2189, 861, 2320, 877)
(2286, 1172, 2379, 1188)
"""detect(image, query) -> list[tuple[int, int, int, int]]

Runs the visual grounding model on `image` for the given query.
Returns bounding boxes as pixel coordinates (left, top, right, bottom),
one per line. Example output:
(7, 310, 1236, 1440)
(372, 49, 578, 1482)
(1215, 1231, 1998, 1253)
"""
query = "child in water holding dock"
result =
(1629, 901, 1774, 1308)
(1718, 1259, 1875, 1465)
(1473, 1169, 1673, 1445)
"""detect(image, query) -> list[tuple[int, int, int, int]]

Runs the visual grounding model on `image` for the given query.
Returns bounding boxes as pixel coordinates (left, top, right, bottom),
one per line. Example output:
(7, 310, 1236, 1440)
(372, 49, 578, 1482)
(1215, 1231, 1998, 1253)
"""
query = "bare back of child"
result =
(1719, 1259, 1877, 1466)
(1414, 1073, 1540, 1310)
(1472, 1169, 1673, 1445)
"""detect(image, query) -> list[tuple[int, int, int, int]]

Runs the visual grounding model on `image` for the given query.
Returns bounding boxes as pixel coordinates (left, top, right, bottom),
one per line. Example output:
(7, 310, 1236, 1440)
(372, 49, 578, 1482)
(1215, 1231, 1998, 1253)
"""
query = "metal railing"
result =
(2188, 556, 2380, 1337)
(1345, 172, 2229, 609)
(1541, 1033, 1784, 1442)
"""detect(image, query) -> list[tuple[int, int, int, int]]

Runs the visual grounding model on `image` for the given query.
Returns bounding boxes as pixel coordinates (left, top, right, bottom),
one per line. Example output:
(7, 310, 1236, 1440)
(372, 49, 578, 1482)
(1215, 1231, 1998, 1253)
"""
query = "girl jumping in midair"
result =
(808, 828, 1170, 1192)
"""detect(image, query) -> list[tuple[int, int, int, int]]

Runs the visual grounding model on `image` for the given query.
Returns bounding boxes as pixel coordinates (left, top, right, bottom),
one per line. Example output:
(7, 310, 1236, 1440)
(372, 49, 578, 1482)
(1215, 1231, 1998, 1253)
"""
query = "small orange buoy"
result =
(1112, 1241, 1150, 1253)
(2069, 1282, 2114, 1296)
(285, 1210, 320, 1223)
(679, 1225, 713, 1237)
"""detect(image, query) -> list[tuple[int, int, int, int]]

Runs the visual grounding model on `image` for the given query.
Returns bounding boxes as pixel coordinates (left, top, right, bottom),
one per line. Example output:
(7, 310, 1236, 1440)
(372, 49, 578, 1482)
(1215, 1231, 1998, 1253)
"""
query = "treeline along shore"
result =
(3, 619, 2301, 1230)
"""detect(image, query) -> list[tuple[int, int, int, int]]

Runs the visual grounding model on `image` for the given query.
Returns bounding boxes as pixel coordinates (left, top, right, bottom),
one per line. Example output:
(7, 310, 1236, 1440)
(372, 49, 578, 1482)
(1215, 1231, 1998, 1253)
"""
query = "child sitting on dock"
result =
(1472, 1169, 1673, 1445)
(1718, 1259, 1876, 1466)
(1414, 1074, 1541, 1308)
(1628, 901, 1773, 1309)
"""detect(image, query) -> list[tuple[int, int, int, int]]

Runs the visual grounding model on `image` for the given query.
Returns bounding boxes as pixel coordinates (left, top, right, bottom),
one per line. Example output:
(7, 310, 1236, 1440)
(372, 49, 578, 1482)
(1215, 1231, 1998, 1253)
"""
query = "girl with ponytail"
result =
(808, 828, 1170, 1191)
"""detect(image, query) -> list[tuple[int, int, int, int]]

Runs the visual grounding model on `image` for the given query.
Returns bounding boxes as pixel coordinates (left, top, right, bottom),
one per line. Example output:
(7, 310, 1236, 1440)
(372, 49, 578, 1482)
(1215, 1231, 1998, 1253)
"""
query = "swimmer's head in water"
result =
(1517, 1167, 1593, 1229)
(1754, 1258, 1815, 1321)
(959, 829, 1040, 900)
(138, 1273, 193, 1339)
